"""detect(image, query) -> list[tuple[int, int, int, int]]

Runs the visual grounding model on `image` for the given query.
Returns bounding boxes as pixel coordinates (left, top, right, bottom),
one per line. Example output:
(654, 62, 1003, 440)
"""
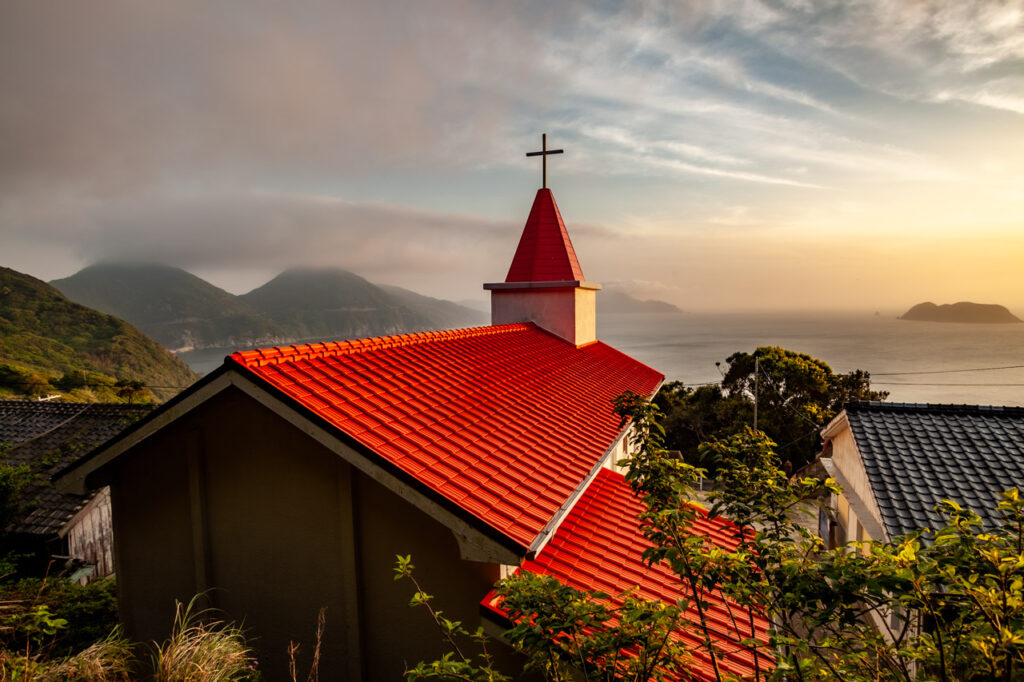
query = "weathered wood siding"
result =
(66, 486, 115, 580)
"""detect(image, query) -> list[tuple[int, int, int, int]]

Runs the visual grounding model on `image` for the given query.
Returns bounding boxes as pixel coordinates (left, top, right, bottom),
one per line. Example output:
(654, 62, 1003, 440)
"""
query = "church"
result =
(57, 142, 765, 679)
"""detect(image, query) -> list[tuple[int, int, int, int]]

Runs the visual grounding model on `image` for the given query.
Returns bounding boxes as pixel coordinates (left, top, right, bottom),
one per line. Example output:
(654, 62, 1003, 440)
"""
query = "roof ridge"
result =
(845, 400, 1024, 416)
(230, 323, 536, 368)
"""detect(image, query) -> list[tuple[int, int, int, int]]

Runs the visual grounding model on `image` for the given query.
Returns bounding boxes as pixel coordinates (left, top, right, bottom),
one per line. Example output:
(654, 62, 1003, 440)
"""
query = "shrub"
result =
(0, 578, 119, 659)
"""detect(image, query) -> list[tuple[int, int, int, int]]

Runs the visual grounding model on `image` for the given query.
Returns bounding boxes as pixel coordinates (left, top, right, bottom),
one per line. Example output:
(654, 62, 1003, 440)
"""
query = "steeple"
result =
(504, 188, 584, 283)
(485, 184, 601, 346)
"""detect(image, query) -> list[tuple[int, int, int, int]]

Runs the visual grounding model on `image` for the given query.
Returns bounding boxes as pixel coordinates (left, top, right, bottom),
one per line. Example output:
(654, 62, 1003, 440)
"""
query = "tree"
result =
(656, 347, 887, 472)
(114, 378, 149, 404)
(404, 393, 1024, 681)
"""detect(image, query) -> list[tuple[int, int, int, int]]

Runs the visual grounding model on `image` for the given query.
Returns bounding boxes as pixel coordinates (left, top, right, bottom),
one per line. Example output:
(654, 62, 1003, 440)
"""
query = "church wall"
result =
(107, 386, 522, 680)
(352, 472, 518, 679)
(199, 389, 354, 679)
(109, 424, 197, 643)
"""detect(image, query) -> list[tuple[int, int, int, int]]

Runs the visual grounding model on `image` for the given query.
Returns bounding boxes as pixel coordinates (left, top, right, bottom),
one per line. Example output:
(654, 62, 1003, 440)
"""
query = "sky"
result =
(2, 0, 1023, 312)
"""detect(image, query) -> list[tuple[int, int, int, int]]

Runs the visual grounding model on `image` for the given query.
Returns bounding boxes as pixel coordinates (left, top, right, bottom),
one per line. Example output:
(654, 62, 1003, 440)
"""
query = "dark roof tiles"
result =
(0, 401, 153, 536)
(844, 401, 1024, 538)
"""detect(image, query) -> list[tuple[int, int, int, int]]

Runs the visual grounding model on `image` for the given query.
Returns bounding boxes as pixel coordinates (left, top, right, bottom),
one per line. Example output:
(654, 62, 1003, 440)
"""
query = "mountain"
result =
(899, 302, 1022, 324)
(239, 267, 482, 341)
(378, 285, 486, 329)
(52, 263, 287, 352)
(598, 290, 682, 314)
(0, 267, 197, 401)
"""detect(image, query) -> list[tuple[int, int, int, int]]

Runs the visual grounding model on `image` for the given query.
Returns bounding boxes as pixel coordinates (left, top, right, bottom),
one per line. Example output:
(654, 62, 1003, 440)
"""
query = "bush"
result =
(0, 578, 119, 658)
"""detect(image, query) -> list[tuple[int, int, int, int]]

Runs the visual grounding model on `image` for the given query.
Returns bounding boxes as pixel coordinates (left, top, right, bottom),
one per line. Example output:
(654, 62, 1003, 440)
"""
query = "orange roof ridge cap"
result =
(229, 323, 537, 368)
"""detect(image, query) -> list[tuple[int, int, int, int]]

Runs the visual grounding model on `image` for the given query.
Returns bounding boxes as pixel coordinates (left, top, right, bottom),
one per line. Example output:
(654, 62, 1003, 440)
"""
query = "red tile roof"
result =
(229, 324, 663, 551)
(505, 189, 585, 283)
(483, 468, 772, 680)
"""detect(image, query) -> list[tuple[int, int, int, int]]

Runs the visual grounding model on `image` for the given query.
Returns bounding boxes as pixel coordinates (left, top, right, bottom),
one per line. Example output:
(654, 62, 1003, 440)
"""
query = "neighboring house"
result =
(0, 400, 153, 581)
(57, 186, 768, 680)
(819, 401, 1024, 549)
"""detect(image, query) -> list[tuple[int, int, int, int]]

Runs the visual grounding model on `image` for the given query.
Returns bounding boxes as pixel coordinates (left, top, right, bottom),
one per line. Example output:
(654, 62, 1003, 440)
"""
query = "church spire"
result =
(504, 188, 584, 283)
(484, 136, 601, 347)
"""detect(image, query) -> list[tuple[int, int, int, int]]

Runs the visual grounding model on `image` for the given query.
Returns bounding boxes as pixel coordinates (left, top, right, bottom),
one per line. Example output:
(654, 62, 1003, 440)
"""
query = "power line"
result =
(874, 381, 1024, 387)
(873, 364, 1024, 376)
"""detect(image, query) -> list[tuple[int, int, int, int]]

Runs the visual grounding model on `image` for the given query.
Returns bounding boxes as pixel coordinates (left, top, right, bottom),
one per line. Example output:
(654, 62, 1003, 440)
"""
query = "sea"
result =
(600, 312, 1024, 408)
(178, 311, 1024, 408)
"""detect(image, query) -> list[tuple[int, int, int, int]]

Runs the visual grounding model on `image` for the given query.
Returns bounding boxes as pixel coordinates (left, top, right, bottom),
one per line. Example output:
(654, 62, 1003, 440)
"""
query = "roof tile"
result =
(230, 323, 663, 550)
(844, 401, 1024, 537)
(482, 469, 771, 680)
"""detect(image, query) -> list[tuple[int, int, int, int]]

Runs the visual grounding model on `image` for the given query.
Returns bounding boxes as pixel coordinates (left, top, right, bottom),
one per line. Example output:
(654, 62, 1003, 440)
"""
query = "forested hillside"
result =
(0, 267, 197, 402)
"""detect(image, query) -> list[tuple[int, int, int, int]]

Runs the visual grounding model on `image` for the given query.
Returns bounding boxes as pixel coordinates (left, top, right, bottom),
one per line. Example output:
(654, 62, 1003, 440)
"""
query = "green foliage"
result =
(0, 462, 34, 531)
(0, 461, 36, 578)
(0, 365, 50, 398)
(655, 346, 887, 471)
(618, 391, 1024, 680)
(0, 578, 119, 659)
(394, 555, 510, 682)
(0, 627, 132, 682)
(0, 267, 197, 402)
(496, 572, 687, 682)
(400, 389, 1024, 680)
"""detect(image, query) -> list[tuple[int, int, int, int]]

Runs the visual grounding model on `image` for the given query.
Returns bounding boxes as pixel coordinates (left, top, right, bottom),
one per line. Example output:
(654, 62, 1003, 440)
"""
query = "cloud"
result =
(0, 0, 566, 200)
(2, 0, 1023, 312)
(6, 189, 617, 296)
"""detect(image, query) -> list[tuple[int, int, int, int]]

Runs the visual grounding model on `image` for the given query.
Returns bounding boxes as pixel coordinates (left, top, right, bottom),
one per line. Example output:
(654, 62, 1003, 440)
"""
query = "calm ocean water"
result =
(179, 312, 1024, 408)
(600, 312, 1024, 407)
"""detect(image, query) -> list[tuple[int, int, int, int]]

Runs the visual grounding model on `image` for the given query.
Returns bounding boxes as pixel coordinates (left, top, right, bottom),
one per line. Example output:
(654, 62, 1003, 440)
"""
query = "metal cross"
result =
(526, 133, 564, 189)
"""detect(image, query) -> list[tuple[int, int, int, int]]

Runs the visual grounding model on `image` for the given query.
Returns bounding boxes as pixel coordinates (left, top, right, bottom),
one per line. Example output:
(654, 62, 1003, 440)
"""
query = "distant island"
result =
(598, 290, 682, 315)
(899, 301, 1022, 324)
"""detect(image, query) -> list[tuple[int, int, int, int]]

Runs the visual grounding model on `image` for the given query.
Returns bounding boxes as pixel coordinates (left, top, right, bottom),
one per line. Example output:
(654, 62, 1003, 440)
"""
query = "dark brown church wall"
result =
(109, 424, 196, 645)
(198, 389, 352, 679)
(352, 472, 515, 680)
(108, 385, 522, 679)
(109, 388, 354, 678)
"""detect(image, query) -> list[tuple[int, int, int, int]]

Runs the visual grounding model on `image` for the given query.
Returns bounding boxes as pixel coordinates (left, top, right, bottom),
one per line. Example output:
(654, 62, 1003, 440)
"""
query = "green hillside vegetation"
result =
(52, 263, 288, 351)
(0, 267, 198, 402)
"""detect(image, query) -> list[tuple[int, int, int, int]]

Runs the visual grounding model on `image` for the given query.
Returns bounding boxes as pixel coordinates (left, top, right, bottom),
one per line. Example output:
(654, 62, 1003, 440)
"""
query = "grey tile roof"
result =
(844, 401, 1024, 539)
(0, 401, 153, 536)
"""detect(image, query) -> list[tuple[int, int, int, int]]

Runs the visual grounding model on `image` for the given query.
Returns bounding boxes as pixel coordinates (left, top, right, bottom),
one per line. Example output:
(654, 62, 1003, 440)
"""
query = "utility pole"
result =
(753, 355, 759, 431)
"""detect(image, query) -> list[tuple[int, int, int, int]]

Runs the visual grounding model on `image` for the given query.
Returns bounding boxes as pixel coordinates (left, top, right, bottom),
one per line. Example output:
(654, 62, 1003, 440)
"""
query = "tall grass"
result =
(151, 597, 257, 682)
(0, 629, 131, 682)
(41, 630, 132, 681)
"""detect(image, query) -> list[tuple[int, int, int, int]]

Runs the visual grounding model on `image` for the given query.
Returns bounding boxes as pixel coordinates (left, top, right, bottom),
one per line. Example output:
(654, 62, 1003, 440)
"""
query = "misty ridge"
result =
(50, 263, 681, 354)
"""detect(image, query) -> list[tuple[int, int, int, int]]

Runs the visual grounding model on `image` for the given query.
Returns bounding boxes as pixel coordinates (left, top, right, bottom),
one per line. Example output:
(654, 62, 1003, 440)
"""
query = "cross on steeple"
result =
(526, 133, 563, 189)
